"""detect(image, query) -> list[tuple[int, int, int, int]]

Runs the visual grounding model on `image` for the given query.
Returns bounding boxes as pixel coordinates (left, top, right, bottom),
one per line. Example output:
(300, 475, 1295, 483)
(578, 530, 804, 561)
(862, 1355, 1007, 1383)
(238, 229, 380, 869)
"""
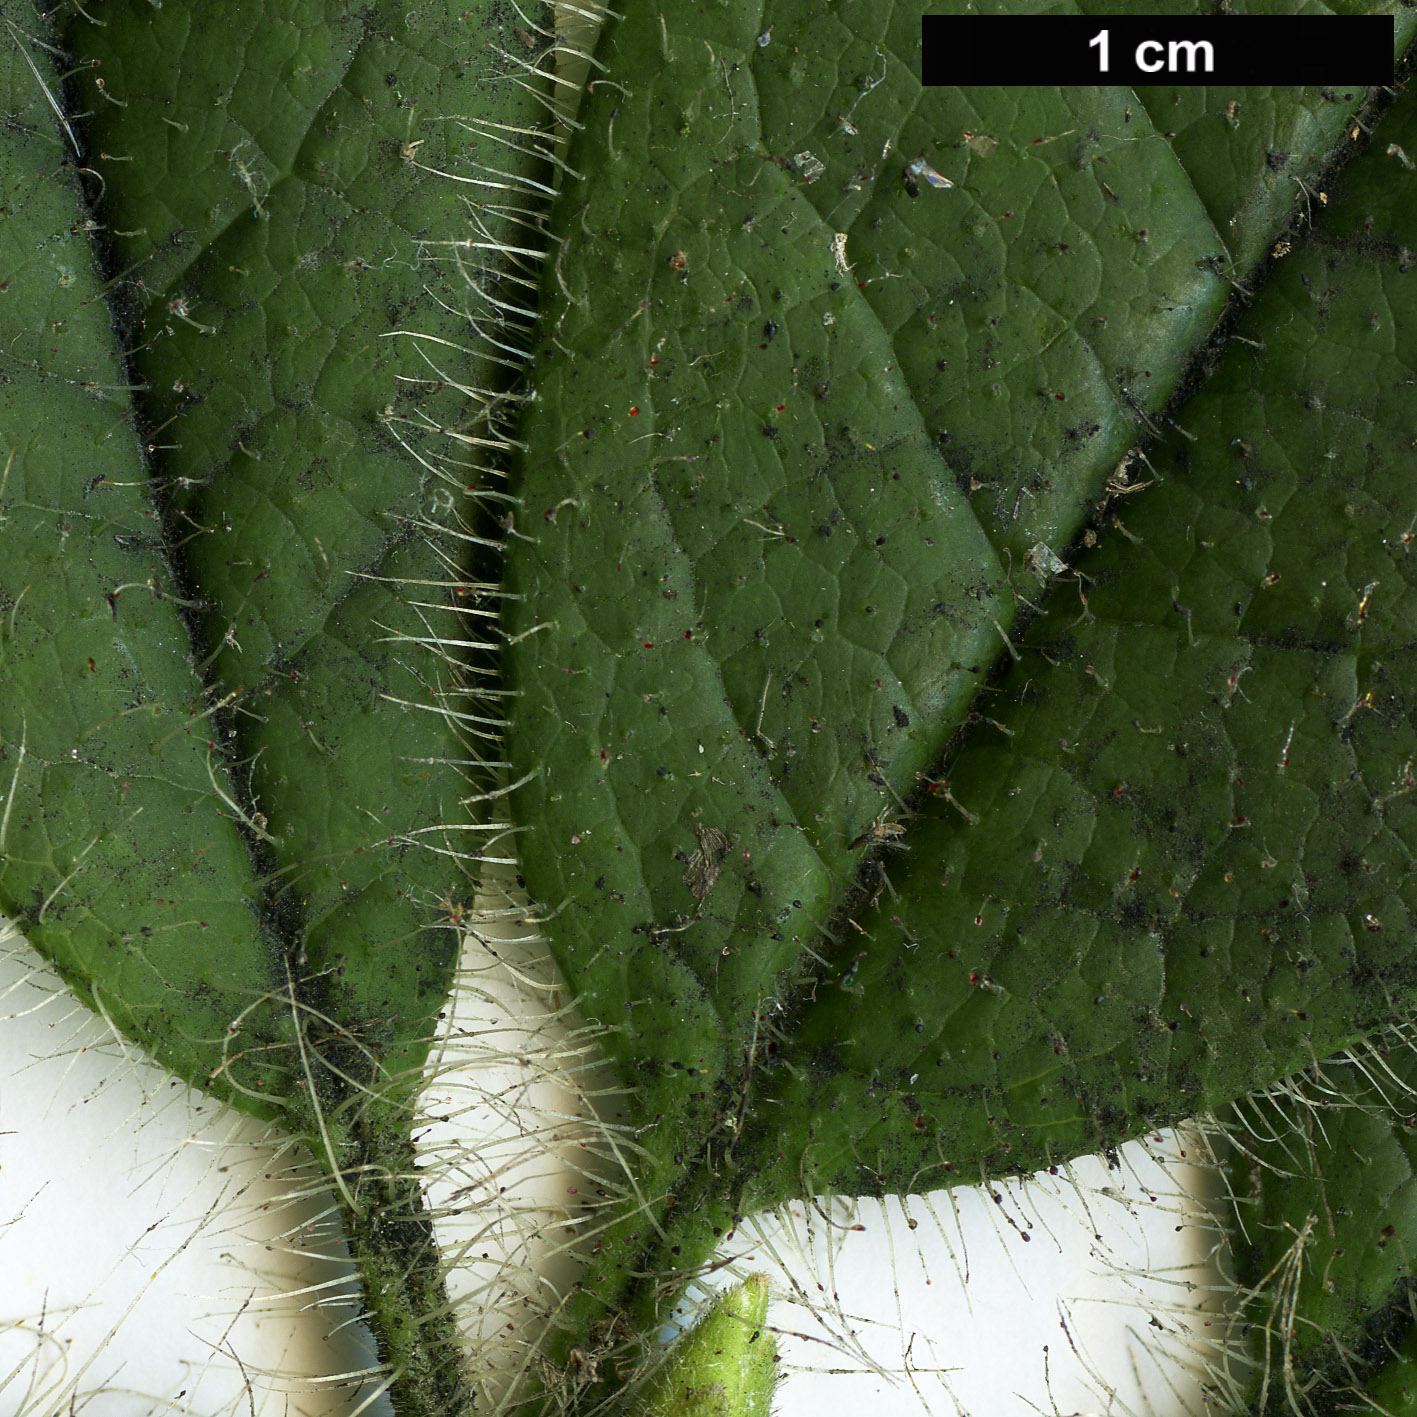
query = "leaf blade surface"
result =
(505, 0, 1417, 1358)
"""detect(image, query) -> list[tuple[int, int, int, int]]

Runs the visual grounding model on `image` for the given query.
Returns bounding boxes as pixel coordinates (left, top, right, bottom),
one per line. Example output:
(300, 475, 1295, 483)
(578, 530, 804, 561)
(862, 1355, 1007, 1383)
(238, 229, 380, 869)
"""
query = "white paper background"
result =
(1, 905, 1228, 1417)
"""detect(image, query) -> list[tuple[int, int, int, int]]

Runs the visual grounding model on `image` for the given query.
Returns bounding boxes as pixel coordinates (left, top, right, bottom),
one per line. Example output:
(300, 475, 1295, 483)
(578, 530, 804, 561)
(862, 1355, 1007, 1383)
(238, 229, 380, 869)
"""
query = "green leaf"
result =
(762, 64, 1417, 1198)
(0, 0, 553, 1408)
(0, 0, 533, 1110)
(7, 0, 1417, 1412)
(637, 1276, 777, 1417)
(506, 0, 1417, 1383)
(1208, 72, 1417, 1412)
(1219, 1031, 1417, 1415)
(0, 0, 284, 1109)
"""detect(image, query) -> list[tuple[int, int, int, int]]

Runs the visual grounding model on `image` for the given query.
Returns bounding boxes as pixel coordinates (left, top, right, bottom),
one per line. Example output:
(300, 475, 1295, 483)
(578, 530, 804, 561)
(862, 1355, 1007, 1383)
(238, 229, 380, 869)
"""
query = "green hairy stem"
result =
(3, 0, 1417, 1413)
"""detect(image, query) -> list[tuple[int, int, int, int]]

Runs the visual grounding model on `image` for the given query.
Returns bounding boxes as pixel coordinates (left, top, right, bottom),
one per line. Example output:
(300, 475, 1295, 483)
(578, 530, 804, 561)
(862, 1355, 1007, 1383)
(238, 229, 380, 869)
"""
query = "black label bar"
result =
(921, 16, 1394, 87)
